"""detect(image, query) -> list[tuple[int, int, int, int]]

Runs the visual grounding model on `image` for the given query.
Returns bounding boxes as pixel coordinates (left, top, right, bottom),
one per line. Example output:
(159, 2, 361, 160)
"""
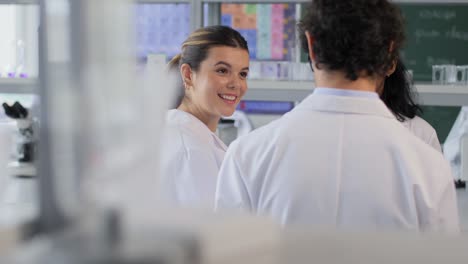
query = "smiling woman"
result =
(159, 25, 249, 208)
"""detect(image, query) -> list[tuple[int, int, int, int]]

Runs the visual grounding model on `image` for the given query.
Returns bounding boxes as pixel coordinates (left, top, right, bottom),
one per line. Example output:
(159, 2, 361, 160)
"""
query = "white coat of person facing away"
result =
(378, 59, 442, 152)
(215, 0, 459, 232)
(158, 25, 250, 208)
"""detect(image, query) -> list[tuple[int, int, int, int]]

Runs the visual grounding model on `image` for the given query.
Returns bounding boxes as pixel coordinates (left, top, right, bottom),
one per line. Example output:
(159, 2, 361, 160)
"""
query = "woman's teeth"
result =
(220, 94, 236, 101)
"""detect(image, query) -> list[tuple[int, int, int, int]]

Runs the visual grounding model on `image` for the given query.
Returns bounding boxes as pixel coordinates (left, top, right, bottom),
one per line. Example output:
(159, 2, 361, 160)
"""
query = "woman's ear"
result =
(180, 63, 193, 89)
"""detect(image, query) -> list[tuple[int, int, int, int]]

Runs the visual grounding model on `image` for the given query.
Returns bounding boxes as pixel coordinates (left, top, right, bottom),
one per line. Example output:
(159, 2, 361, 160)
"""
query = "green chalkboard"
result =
(419, 105, 460, 143)
(400, 4, 468, 144)
(400, 4, 468, 81)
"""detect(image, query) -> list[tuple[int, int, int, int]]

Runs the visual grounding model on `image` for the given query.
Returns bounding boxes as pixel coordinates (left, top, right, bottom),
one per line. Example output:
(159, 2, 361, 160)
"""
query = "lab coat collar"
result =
(294, 93, 395, 119)
(167, 109, 228, 152)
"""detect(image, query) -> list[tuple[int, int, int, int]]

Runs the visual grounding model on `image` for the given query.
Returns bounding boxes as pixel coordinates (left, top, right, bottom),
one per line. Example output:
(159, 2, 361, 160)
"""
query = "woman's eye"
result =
(216, 68, 228, 74)
(240, 72, 249, 78)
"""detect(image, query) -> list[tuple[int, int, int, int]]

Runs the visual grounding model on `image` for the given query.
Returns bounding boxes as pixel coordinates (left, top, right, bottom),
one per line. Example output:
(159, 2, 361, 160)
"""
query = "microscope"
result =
(2, 101, 37, 177)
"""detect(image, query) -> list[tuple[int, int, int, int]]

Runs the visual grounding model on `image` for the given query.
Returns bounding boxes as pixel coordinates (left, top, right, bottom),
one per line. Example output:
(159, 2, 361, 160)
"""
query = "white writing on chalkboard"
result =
(415, 29, 440, 43)
(446, 26, 468, 41)
(419, 10, 456, 20)
(426, 56, 456, 67)
(414, 27, 468, 43)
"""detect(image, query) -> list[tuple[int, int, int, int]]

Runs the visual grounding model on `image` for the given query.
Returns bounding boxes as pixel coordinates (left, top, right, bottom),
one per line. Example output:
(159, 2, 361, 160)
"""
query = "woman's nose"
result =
(228, 75, 241, 89)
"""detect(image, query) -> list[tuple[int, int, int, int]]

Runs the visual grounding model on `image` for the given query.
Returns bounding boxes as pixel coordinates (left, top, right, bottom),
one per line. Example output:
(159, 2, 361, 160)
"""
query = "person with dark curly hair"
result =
(215, 0, 459, 232)
(379, 59, 441, 152)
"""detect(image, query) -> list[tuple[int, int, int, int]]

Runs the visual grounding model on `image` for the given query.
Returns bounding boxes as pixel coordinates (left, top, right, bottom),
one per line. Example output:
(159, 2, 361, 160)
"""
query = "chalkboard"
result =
(400, 4, 468, 144)
(400, 4, 468, 81)
(419, 105, 460, 144)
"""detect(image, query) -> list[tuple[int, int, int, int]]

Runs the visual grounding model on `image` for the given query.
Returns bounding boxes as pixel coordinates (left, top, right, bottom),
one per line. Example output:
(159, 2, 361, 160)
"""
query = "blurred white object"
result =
(282, 229, 468, 264)
(218, 110, 253, 145)
(444, 106, 468, 180)
(7, 162, 36, 178)
(124, 207, 282, 264)
(249, 61, 261, 80)
(0, 121, 15, 199)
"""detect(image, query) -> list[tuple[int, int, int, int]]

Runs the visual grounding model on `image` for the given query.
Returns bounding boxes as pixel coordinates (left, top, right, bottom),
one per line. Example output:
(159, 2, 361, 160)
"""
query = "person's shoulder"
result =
(377, 116, 438, 155)
(228, 117, 283, 153)
(237, 117, 283, 142)
(394, 122, 445, 166)
(166, 109, 193, 127)
(405, 115, 436, 134)
(402, 115, 441, 150)
(163, 112, 213, 155)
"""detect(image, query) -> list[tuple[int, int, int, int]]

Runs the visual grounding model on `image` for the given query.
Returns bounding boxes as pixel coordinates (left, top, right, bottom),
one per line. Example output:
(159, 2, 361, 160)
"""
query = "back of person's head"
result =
(167, 26, 249, 107)
(381, 59, 422, 122)
(298, 0, 405, 81)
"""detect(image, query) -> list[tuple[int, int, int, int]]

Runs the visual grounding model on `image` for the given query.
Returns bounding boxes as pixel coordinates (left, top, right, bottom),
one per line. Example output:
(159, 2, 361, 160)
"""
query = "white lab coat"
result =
(443, 106, 468, 180)
(215, 94, 459, 232)
(402, 116, 442, 152)
(159, 109, 227, 208)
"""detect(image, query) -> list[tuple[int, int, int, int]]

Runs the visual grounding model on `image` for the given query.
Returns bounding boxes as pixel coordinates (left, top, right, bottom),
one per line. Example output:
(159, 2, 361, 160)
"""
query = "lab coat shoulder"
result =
(375, 117, 449, 191)
(227, 116, 290, 174)
(215, 116, 294, 210)
(402, 115, 441, 152)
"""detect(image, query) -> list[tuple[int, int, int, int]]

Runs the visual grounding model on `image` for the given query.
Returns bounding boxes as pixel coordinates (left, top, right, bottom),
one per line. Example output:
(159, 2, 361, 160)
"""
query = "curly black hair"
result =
(381, 59, 422, 122)
(298, 0, 405, 81)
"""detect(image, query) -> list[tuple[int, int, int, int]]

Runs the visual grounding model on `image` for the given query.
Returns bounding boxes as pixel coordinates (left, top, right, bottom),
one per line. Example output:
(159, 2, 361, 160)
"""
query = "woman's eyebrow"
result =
(214, 61, 231, 67)
(214, 61, 249, 71)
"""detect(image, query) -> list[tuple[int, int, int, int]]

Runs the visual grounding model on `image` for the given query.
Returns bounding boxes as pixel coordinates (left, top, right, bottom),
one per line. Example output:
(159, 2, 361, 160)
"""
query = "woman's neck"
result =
(178, 102, 219, 132)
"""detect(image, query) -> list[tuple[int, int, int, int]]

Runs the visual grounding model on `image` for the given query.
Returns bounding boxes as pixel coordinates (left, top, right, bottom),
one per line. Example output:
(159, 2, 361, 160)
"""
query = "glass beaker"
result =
(432, 65, 445, 84)
(456, 65, 468, 85)
(445, 65, 457, 84)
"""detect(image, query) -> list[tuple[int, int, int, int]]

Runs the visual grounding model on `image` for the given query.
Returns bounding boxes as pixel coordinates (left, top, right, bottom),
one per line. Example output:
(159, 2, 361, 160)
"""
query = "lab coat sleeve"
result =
(215, 142, 253, 212)
(415, 160, 460, 233)
(434, 175, 460, 233)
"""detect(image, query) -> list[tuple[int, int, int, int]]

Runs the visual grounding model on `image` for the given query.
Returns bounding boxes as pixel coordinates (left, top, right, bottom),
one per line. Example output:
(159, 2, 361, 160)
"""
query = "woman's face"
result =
(186, 46, 249, 118)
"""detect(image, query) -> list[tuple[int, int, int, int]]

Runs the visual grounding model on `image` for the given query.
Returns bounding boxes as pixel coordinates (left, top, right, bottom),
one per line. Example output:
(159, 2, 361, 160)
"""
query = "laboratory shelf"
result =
(201, 0, 468, 4)
(136, 0, 190, 3)
(7, 161, 36, 177)
(0, 78, 37, 94)
(0, 0, 37, 4)
(245, 80, 468, 106)
(0, 0, 191, 4)
(202, 0, 309, 3)
(1, 77, 467, 106)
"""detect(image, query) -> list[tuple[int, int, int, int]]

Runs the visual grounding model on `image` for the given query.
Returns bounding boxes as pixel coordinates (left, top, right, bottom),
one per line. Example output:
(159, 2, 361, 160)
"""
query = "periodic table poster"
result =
(135, 4, 191, 60)
(221, 4, 297, 61)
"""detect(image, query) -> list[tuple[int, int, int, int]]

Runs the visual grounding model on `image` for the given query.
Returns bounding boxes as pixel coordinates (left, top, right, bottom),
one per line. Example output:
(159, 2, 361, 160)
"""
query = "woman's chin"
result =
(221, 108, 236, 117)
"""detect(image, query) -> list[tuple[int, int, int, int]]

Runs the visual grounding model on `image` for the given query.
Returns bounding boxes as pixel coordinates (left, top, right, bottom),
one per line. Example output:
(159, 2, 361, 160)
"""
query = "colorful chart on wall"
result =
(221, 4, 297, 61)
